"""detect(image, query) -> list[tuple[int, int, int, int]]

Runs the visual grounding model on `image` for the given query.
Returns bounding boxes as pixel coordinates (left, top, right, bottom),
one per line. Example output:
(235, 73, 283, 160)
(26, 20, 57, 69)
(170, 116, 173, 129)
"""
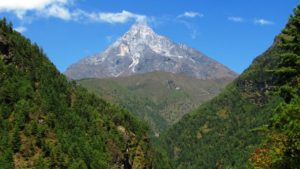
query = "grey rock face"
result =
(65, 23, 237, 80)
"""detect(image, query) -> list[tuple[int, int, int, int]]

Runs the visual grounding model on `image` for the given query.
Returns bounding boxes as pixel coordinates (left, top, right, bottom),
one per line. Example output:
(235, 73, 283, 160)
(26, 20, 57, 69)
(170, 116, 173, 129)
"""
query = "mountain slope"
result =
(78, 72, 234, 133)
(251, 6, 300, 168)
(160, 6, 300, 169)
(65, 24, 236, 80)
(0, 19, 152, 169)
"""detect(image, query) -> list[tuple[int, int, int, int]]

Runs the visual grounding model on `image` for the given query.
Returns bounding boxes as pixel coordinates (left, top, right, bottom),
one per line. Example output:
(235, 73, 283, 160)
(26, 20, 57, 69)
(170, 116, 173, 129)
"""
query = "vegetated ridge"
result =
(0, 19, 153, 169)
(159, 5, 300, 169)
(78, 71, 234, 134)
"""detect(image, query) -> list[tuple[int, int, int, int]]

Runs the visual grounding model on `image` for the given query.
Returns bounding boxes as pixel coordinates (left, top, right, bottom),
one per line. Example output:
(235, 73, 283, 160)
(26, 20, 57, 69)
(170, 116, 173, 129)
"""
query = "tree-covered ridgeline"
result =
(160, 5, 300, 169)
(0, 18, 153, 169)
(251, 5, 300, 168)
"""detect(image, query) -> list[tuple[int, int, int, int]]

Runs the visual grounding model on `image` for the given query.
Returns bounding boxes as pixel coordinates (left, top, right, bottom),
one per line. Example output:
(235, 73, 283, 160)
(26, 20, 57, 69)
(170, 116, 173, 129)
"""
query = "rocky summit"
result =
(65, 23, 237, 80)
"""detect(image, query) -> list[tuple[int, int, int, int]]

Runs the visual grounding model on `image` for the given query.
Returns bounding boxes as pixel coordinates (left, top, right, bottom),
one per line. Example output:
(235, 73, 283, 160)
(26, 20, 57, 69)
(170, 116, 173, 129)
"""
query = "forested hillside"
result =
(251, 6, 300, 168)
(78, 72, 233, 134)
(161, 5, 300, 169)
(1, 4, 299, 169)
(0, 19, 153, 169)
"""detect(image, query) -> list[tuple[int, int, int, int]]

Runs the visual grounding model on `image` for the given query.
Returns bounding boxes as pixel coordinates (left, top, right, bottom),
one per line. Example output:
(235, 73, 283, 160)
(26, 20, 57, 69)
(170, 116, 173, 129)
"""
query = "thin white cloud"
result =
(0, 0, 69, 19)
(228, 16, 244, 23)
(190, 29, 199, 39)
(105, 35, 117, 43)
(14, 26, 27, 33)
(0, 0, 68, 11)
(178, 20, 200, 39)
(43, 4, 71, 20)
(179, 11, 203, 18)
(0, 1, 147, 24)
(81, 10, 147, 24)
(176, 12, 201, 39)
(254, 19, 274, 25)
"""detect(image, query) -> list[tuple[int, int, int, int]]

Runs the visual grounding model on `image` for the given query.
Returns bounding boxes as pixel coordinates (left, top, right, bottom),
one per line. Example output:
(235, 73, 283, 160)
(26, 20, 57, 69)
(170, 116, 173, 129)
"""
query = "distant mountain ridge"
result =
(65, 23, 237, 80)
(78, 71, 234, 133)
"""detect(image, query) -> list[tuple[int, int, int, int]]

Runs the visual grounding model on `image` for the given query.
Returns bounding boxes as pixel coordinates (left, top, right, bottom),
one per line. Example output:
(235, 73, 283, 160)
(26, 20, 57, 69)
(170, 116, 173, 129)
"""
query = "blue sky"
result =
(0, 0, 299, 73)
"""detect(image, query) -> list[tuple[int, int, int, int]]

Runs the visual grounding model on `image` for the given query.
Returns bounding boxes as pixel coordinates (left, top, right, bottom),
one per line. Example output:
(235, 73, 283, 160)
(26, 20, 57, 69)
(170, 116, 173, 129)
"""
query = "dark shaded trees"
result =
(0, 18, 152, 168)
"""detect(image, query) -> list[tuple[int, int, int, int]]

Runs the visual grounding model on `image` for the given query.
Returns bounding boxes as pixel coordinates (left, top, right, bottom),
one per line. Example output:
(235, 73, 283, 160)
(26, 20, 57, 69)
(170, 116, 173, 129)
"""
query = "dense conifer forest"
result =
(0, 18, 152, 169)
(160, 5, 300, 169)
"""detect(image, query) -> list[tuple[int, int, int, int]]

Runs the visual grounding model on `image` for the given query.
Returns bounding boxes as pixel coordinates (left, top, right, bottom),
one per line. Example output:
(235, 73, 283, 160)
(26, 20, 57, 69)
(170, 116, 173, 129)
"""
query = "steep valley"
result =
(0, 3, 299, 169)
(78, 72, 234, 133)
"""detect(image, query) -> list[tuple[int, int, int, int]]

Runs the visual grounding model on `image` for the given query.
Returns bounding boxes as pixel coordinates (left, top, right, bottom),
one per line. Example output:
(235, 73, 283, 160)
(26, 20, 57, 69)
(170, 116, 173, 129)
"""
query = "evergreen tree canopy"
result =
(0, 18, 153, 169)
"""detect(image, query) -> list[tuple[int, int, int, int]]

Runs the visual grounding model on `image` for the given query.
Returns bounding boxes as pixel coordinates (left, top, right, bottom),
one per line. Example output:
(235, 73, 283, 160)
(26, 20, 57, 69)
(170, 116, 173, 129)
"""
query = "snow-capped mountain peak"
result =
(122, 23, 157, 41)
(65, 23, 237, 80)
(113, 23, 173, 57)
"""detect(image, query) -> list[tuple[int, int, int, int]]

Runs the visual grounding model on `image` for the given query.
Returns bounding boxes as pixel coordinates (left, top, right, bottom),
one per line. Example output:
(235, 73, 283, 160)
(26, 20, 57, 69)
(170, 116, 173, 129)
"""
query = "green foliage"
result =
(78, 72, 232, 134)
(150, 139, 173, 169)
(0, 18, 152, 168)
(161, 82, 281, 168)
(160, 4, 300, 169)
(251, 5, 300, 168)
